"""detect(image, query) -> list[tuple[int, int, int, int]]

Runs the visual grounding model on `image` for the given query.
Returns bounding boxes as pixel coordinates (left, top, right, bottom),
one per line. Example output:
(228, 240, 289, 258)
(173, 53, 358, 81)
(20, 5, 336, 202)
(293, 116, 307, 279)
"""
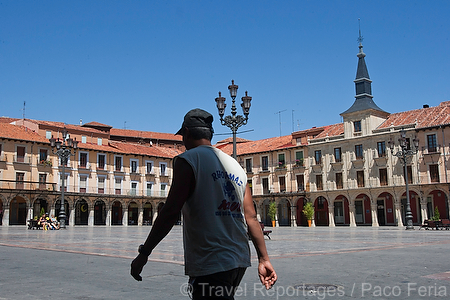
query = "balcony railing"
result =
(423, 145, 441, 155)
(13, 155, 30, 164)
(0, 180, 56, 191)
(37, 159, 53, 167)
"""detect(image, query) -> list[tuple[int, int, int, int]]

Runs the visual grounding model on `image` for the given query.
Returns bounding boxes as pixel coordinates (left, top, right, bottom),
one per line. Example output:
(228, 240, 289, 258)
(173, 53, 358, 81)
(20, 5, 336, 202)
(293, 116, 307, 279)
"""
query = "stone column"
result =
(138, 207, 143, 226)
(291, 204, 297, 227)
(394, 202, 404, 227)
(88, 206, 94, 226)
(123, 209, 128, 226)
(349, 202, 357, 227)
(420, 203, 428, 223)
(256, 204, 262, 223)
(2, 206, 9, 226)
(153, 209, 158, 224)
(49, 207, 56, 219)
(328, 204, 335, 227)
(106, 206, 111, 226)
(275, 208, 279, 227)
(371, 203, 379, 227)
(69, 207, 75, 226)
(27, 205, 33, 221)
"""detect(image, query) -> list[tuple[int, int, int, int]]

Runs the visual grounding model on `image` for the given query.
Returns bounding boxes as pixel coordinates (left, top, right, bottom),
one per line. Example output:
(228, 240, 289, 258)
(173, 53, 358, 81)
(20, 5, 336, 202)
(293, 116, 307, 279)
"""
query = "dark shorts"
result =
(189, 267, 247, 300)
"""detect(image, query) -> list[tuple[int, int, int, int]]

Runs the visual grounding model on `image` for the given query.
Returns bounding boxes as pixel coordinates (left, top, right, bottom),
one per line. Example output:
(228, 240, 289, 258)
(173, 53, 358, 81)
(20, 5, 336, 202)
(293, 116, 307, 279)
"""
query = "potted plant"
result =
(432, 206, 440, 221)
(302, 202, 314, 227)
(268, 201, 277, 227)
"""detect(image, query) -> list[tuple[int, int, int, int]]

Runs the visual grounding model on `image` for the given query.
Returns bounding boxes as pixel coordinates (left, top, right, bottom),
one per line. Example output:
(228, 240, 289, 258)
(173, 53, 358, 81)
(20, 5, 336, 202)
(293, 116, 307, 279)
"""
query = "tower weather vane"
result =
(357, 18, 364, 44)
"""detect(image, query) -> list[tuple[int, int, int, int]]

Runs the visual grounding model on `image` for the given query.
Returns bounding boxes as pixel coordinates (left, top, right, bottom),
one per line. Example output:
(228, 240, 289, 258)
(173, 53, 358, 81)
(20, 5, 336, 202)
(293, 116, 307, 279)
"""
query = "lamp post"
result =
(388, 129, 419, 230)
(49, 130, 78, 228)
(215, 80, 252, 159)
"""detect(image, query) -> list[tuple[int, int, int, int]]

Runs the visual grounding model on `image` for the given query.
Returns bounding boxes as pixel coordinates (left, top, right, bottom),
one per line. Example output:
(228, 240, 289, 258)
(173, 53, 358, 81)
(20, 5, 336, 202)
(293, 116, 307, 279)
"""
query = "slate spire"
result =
(341, 28, 386, 115)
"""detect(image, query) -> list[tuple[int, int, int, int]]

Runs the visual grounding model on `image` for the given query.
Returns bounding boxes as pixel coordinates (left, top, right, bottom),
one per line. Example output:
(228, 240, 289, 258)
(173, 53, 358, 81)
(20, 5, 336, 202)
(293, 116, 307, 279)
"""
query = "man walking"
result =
(131, 108, 277, 299)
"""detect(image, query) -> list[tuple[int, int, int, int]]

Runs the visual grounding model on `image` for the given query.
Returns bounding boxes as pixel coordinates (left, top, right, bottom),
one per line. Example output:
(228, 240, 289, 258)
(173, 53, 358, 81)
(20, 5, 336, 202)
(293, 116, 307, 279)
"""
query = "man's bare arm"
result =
(130, 158, 194, 281)
(243, 184, 277, 289)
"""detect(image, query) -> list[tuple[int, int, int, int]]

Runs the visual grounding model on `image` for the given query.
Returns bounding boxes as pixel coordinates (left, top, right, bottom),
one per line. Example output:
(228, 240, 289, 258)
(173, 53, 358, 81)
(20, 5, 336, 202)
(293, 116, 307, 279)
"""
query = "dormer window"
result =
(354, 120, 362, 132)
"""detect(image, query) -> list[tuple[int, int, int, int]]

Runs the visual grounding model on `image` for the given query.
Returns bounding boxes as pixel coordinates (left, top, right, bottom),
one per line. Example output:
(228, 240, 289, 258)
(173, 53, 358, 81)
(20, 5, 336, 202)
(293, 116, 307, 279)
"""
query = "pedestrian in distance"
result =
(131, 108, 277, 299)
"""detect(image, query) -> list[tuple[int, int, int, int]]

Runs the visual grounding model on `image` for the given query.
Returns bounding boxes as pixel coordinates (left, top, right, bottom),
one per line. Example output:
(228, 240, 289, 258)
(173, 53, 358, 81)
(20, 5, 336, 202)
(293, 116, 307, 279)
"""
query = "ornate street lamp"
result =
(49, 129, 78, 228)
(388, 128, 419, 230)
(215, 80, 252, 159)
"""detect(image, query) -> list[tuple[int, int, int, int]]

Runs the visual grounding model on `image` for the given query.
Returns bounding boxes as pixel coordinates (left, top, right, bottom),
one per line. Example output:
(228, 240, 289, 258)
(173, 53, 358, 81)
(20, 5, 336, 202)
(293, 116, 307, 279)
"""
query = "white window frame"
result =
(245, 157, 253, 173)
(130, 159, 139, 174)
(97, 175, 106, 193)
(145, 160, 154, 174)
(38, 148, 49, 163)
(81, 136, 87, 144)
(160, 183, 168, 197)
(97, 153, 107, 170)
(295, 150, 304, 165)
(79, 151, 89, 169)
(45, 131, 52, 139)
(130, 181, 139, 196)
(58, 172, 70, 192)
(15, 144, 27, 163)
(160, 162, 167, 176)
(261, 155, 269, 171)
(114, 155, 123, 172)
(261, 176, 270, 194)
(278, 152, 286, 168)
(115, 176, 123, 194)
(79, 175, 88, 192)
(97, 138, 102, 146)
(278, 175, 286, 192)
(146, 182, 153, 196)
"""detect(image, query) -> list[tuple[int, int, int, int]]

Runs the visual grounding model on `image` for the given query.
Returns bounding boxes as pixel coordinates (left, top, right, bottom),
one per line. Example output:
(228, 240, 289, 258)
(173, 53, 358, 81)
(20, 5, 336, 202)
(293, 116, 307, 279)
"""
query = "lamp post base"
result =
(405, 218, 415, 230)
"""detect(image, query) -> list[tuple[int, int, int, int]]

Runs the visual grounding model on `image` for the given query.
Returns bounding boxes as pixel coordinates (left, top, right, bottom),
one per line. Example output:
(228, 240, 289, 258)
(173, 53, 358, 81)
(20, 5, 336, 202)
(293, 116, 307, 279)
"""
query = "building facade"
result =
(222, 42, 450, 227)
(1, 42, 449, 228)
(0, 119, 183, 226)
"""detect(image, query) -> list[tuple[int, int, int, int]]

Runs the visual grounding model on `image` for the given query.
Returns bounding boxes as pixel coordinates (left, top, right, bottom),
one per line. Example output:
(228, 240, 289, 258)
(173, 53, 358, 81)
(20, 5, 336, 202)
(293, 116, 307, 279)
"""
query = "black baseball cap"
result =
(175, 108, 214, 135)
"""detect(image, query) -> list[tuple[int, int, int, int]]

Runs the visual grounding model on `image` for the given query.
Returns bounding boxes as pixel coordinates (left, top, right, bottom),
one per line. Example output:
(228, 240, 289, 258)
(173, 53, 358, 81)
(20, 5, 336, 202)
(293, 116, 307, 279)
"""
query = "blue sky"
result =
(1, 0, 449, 143)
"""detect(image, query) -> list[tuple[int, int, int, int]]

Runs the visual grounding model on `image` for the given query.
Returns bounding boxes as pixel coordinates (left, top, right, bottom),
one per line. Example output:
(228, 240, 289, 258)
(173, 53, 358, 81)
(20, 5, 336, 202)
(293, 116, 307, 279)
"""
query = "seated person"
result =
(50, 215, 60, 230)
(38, 215, 48, 230)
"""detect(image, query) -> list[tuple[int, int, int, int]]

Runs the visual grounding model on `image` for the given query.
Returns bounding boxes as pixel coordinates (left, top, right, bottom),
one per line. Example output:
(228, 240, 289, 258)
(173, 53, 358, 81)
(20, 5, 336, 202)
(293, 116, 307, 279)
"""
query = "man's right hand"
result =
(258, 260, 277, 289)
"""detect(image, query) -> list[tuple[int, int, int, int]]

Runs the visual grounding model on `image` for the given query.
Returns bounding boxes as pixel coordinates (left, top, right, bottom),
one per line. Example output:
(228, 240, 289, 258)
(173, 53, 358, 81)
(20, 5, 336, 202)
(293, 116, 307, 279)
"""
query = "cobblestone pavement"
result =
(1, 226, 450, 299)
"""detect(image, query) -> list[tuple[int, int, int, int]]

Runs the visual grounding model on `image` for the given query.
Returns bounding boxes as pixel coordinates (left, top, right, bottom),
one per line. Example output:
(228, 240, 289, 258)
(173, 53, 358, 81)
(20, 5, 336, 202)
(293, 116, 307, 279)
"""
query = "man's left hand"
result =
(130, 254, 148, 281)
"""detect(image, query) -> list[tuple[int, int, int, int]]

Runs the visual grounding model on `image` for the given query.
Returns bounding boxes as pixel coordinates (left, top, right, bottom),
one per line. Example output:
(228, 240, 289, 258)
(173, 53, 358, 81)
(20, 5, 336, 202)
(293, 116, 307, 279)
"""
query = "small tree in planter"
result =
(432, 206, 440, 221)
(268, 201, 277, 227)
(302, 202, 314, 227)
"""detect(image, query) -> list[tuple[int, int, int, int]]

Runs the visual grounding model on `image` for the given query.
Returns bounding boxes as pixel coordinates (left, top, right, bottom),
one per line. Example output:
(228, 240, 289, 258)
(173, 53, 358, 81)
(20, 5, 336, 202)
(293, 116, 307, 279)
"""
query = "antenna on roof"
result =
(124, 121, 127, 129)
(275, 109, 287, 137)
(22, 101, 26, 120)
(291, 110, 295, 133)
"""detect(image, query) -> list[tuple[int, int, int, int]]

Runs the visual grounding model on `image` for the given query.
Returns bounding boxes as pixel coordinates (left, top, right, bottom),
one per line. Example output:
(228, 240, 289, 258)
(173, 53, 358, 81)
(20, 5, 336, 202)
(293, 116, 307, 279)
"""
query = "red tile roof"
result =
(0, 123, 49, 143)
(82, 121, 112, 128)
(34, 119, 106, 135)
(216, 137, 252, 144)
(0, 117, 19, 124)
(216, 135, 294, 156)
(110, 128, 182, 142)
(312, 123, 345, 139)
(378, 102, 450, 130)
(109, 141, 182, 159)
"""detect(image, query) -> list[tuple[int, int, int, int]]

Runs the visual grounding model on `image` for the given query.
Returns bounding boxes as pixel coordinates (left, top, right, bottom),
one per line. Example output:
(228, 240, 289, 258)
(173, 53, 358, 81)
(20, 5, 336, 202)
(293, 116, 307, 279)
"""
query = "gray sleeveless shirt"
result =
(177, 145, 251, 277)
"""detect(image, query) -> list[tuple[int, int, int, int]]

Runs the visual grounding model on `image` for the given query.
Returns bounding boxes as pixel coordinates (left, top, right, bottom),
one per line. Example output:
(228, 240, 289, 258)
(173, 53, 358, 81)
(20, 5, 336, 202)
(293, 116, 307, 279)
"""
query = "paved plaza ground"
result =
(1, 225, 450, 299)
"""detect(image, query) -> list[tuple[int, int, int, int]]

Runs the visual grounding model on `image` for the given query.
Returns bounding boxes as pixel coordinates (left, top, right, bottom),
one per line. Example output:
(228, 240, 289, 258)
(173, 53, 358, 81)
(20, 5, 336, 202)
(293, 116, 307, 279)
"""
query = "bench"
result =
(260, 222, 272, 240)
(27, 219, 42, 230)
(441, 219, 450, 230)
